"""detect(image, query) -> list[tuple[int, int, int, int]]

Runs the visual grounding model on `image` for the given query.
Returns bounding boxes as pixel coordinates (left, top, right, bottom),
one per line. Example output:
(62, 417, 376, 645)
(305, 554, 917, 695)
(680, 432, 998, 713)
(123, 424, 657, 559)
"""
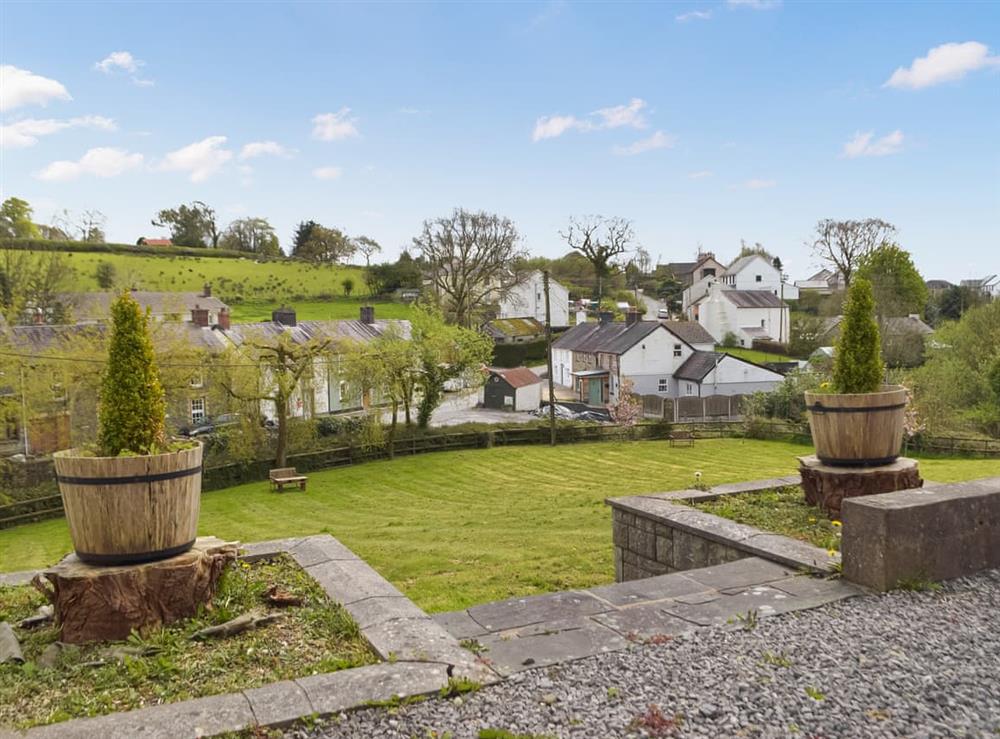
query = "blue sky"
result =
(1, 1, 998, 281)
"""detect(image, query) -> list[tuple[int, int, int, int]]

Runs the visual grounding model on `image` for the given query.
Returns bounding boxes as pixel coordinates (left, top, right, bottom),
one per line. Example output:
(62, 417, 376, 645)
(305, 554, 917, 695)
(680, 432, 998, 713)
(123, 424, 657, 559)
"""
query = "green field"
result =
(53, 250, 363, 301)
(0, 439, 992, 612)
(717, 346, 799, 364)
(229, 298, 412, 323)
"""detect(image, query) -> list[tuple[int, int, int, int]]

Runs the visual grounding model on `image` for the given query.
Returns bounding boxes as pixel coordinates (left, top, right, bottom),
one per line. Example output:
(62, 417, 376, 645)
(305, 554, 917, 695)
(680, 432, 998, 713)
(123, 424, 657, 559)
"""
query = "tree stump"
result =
(799, 455, 922, 519)
(34, 537, 239, 644)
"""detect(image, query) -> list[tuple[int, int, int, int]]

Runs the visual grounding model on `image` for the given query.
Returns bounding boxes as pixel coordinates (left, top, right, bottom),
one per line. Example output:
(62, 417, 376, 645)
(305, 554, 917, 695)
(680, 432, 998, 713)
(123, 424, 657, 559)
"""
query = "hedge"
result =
(0, 238, 262, 260)
(492, 339, 550, 367)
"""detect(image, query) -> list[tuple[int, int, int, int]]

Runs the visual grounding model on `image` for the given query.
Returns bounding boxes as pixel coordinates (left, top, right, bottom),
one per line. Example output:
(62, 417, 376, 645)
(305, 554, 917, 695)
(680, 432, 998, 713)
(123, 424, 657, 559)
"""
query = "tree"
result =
(152, 201, 218, 248)
(736, 239, 774, 261)
(353, 236, 381, 267)
(52, 208, 106, 242)
(609, 378, 642, 433)
(833, 277, 883, 394)
(95, 261, 117, 289)
(365, 251, 424, 297)
(291, 221, 319, 255)
(856, 243, 928, 317)
(0, 197, 40, 239)
(219, 217, 281, 256)
(560, 216, 634, 299)
(221, 331, 332, 467)
(341, 277, 354, 297)
(98, 292, 167, 456)
(0, 250, 74, 324)
(294, 224, 355, 263)
(811, 218, 896, 288)
(413, 208, 526, 327)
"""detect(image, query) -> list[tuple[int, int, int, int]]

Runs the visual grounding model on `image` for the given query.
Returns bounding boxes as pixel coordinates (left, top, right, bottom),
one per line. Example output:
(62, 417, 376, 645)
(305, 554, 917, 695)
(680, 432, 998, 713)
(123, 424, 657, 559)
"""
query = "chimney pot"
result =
(360, 305, 375, 324)
(272, 307, 297, 327)
(191, 305, 210, 327)
(217, 307, 231, 330)
(626, 310, 640, 326)
(599, 311, 614, 324)
(203, 283, 212, 298)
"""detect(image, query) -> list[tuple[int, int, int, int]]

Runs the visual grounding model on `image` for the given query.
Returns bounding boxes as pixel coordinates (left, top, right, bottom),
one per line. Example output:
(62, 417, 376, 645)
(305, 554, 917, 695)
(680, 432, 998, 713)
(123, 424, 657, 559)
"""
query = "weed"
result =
(761, 650, 793, 668)
(607, 686, 620, 699)
(439, 677, 481, 699)
(804, 686, 825, 701)
(630, 704, 682, 737)
(894, 577, 942, 593)
(460, 638, 488, 655)
(735, 609, 759, 630)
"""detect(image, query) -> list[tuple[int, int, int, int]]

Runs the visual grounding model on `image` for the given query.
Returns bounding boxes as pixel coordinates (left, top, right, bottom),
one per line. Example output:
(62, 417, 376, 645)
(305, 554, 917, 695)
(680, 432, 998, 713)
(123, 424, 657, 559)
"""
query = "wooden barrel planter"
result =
(53, 442, 203, 565)
(803, 385, 907, 467)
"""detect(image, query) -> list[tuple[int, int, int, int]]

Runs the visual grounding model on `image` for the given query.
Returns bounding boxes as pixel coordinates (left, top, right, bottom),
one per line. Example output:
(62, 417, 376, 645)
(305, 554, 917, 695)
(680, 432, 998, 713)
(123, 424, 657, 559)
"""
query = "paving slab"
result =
(296, 662, 450, 715)
(765, 574, 863, 602)
(663, 585, 800, 627)
(306, 558, 405, 605)
(240, 538, 305, 561)
(290, 536, 361, 568)
(243, 679, 314, 727)
(21, 692, 255, 739)
(433, 609, 492, 640)
(362, 616, 463, 662)
(476, 619, 629, 676)
(467, 590, 611, 632)
(0, 570, 38, 587)
(709, 476, 801, 495)
(682, 557, 796, 590)
(345, 596, 429, 630)
(740, 533, 835, 573)
(592, 604, 702, 641)
(586, 572, 712, 607)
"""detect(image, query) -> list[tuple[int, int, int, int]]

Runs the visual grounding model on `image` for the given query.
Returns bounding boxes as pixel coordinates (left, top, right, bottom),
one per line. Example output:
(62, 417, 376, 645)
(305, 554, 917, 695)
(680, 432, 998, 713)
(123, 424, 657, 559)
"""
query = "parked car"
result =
(657, 308, 671, 319)
(180, 413, 242, 438)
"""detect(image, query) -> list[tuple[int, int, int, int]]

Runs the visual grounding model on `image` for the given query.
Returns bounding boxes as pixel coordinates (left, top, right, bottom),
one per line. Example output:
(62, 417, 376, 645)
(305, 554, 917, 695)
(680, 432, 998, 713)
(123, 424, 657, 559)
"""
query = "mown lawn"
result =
(228, 298, 411, 323)
(0, 439, 994, 612)
(716, 346, 799, 363)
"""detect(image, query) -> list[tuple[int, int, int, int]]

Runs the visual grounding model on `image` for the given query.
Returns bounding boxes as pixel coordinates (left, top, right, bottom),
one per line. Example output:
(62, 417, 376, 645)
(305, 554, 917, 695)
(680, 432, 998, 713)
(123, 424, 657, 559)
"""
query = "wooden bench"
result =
(668, 430, 694, 447)
(269, 467, 308, 492)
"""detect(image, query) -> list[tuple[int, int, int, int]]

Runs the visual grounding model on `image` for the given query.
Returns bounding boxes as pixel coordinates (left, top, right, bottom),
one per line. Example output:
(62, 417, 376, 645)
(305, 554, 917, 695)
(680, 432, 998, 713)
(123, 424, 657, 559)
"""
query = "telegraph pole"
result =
(543, 270, 556, 446)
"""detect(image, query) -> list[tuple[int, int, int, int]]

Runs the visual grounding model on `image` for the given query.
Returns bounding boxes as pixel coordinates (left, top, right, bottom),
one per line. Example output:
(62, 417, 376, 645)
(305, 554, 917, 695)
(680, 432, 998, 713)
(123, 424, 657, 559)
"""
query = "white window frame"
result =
(657, 378, 668, 392)
(686, 383, 695, 395)
(191, 397, 207, 424)
(190, 369, 205, 389)
(673, 343, 682, 358)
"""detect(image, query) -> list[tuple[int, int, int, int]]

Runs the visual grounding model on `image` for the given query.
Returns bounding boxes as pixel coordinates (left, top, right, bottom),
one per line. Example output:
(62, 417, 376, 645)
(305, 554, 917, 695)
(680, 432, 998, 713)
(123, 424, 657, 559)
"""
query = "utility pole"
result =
(543, 270, 556, 446)
(19, 363, 30, 457)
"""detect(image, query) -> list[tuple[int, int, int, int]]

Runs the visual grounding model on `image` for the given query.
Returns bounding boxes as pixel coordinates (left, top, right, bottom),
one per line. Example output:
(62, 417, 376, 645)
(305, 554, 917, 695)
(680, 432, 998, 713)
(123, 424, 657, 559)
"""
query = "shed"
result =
(482, 367, 543, 412)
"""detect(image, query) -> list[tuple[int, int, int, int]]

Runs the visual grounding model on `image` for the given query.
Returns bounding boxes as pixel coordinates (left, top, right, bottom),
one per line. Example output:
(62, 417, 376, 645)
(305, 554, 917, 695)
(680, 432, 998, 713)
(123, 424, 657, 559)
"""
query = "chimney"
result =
(599, 311, 614, 324)
(575, 309, 588, 325)
(272, 307, 297, 327)
(626, 310, 641, 326)
(360, 305, 375, 325)
(191, 303, 210, 327)
(217, 307, 231, 330)
(203, 283, 212, 298)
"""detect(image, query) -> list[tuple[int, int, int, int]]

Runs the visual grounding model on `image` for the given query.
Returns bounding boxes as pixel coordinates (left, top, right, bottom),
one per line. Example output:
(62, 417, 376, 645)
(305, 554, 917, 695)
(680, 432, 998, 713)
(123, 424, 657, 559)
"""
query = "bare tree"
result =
(811, 218, 897, 288)
(560, 216, 635, 298)
(413, 208, 525, 327)
(352, 236, 382, 267)
(52, 209, 107, 242)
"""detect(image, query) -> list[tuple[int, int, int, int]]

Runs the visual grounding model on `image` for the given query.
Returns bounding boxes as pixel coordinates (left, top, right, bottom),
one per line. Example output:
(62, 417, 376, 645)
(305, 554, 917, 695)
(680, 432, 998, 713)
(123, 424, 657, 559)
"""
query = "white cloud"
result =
(727, 0, 781, 8)
(159, 136, 233, 182)
(0, 65, 71, 112)
(676, 9, 712, 21)
(841, 130, 904, 158)
(312, 166, 343, 180)
(884, 42, 1000, 90)
(95, 51, 140, 74)
(613, 130, 676, 156)
(1, 115, 116, 149)
(238, 140, 293, 160)
(532, 98, 649, 141)
(688, 170, 714, 179)
(312, 109, 359, 141)
(36, 147, 143, 182)
(743, 178, 776, 189)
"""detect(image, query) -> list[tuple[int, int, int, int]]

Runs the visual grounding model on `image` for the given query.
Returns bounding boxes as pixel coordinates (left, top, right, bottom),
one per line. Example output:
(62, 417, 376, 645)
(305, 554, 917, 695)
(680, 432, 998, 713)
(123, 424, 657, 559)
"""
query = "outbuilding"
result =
(481, 367, 543, 412)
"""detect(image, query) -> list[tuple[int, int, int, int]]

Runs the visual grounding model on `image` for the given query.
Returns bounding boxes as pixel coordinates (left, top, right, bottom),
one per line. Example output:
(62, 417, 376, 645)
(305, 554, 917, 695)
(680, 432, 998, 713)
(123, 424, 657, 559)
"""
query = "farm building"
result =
(481, 367, 543, 412)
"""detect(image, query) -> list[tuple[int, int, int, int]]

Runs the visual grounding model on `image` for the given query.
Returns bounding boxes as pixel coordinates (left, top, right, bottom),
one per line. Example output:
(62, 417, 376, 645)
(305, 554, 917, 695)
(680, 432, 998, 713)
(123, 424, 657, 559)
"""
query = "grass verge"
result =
(0, 555, 374, 730)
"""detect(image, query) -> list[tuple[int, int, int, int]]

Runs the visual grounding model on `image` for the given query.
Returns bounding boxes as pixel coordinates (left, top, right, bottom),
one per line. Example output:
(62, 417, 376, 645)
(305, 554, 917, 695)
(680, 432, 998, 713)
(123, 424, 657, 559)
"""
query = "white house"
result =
(551, 315, 778, 404)
(794, 268, 845, 295)
(691, 282, 790, 347)
(673, 351, 786, 398)
(683, 254, 798, 314)
(497, 270, 570, 327)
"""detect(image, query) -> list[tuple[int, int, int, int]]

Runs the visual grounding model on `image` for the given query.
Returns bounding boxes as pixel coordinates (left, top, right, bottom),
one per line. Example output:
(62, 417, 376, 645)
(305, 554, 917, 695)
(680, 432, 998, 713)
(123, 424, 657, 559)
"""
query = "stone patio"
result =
(433, 557, 862, 677)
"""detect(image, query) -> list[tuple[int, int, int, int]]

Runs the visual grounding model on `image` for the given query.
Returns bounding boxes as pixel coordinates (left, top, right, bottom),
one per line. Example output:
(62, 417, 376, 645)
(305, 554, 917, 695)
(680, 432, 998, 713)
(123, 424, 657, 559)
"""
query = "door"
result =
(588, 378, 603, 406)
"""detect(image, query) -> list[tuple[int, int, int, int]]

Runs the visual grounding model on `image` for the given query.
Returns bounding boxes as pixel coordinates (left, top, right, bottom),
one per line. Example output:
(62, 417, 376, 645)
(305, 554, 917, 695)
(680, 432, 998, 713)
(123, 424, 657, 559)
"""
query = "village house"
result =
(794, 268, 845, 295)
(551, 313, 781, 405)
(683, 253, 798, 315)
(495, 270, 570, 327)
(664, 252, 727, 288)
(60, 285, 229, 326)
(482, 317, 546, 344)
(690, 282, 790, 346)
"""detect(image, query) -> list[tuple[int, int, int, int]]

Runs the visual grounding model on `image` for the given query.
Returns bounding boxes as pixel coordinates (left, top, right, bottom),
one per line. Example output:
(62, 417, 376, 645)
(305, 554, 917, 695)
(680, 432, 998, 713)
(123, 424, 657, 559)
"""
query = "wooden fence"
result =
(640, 394, 746, 422)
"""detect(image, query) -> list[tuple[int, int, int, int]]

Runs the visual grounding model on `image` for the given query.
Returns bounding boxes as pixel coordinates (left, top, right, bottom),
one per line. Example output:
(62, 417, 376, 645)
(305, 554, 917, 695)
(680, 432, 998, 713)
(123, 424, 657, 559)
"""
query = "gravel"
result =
(298, 569, 1000, 738)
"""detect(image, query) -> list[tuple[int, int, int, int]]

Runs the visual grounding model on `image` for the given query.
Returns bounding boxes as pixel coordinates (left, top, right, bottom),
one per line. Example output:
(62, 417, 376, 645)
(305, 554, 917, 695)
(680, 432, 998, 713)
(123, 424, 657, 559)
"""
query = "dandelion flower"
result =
(827, 549, 837, 557)
(831, 520, 842, 527)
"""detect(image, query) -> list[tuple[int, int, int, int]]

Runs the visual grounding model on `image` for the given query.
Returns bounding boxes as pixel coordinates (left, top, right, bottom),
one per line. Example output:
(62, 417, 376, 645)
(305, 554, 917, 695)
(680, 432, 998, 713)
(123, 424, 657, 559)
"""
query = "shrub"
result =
(833, 278, 883, 394)
(97, 292, 167, 455)
(94, 260, 116, 288)
(721, 331, 740, 348)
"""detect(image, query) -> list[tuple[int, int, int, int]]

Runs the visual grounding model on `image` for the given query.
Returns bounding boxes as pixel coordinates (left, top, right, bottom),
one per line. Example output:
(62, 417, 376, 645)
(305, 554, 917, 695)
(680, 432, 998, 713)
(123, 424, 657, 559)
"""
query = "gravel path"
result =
(297, 569, 1000, 738)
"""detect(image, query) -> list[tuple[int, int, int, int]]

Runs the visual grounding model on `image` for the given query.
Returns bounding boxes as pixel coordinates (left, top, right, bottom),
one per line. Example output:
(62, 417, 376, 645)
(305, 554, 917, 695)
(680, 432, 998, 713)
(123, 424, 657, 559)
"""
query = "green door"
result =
(588, 378, 603, 405)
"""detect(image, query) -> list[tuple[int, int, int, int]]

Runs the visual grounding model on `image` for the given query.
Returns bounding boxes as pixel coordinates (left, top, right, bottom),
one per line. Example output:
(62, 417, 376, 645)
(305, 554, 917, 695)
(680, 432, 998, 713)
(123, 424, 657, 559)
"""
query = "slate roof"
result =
(488, 366, 542, 388)
(722, 290, 786, 308)
(821, 315, 933, 339)
(741, 326, 773, 339)
(222, 319, 412, 348)
(674, 351, 722, 382)
(664, 261, 698, 276)
(925, 279, 954, 291)
(660, 320, 715, 346)
(724, 254, 765, 275)
(62, 291, 229, 321)
(552, 320, 661, 355)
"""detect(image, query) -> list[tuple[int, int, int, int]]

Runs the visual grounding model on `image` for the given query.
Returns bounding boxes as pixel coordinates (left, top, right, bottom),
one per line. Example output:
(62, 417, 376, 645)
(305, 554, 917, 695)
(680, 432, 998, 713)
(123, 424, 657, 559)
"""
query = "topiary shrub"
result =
(833, 277, 884, 394)
(98, 291, 167, 456)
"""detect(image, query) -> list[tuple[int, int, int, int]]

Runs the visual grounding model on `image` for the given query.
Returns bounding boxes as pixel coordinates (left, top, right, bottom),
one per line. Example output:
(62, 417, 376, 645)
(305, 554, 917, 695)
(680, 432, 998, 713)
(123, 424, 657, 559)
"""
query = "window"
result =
(761, 319, 766, 327)
(190, 369, 204, 389)
(703, 268, 716, 277)
(658, 378, 668, 392)
(191, 398, 206, 424)
(686, 383, 695, 395)
(755, 274, 762, 282)
(673, 343, 682, 358)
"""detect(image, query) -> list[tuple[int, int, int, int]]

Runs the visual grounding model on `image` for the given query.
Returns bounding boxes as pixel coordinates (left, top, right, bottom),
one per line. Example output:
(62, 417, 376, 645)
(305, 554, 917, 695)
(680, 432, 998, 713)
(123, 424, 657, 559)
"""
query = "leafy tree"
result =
(152, 201, 218, 248)
(856, 243, 928, 317)
(413, 208, 525, 327)
(560, 215, 634, 299)
(655, 268, 683, 315)
(98, 292, 167, 456)
(219, 217, 281, 256)
(365, 251, 424, 296)
(0, 197, 40, 239)
(95, 261, 117, 289)
(0, 250, 74, 324)
(291, 220, 319, 255)
(353, 235, 381, 267)
(788, 314, 825, 358)
(294, 224, 355, 263)
(811, 218, 896, 288)
(736, 239, 774, 262)
(929, 284, 987, 324)
(341, 277, 354, 297)
(832, 277, 883, 394)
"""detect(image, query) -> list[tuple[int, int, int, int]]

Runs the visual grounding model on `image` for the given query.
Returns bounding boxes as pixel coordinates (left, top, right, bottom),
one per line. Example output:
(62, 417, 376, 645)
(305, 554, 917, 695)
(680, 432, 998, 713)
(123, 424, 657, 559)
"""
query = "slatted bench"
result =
(269, 467, 308, 493)
(668, 430, 694, 447)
